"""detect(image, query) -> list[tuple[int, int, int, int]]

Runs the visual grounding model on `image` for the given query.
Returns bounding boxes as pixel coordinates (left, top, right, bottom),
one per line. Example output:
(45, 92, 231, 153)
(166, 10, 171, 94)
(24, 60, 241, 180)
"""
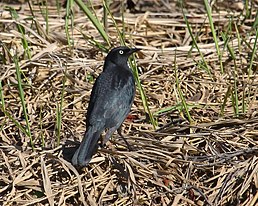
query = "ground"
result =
(0, 0, 258, 205)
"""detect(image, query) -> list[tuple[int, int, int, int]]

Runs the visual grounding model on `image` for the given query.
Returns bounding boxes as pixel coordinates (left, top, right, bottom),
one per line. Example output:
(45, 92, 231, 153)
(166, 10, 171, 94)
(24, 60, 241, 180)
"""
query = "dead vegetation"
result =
(0, 0, 258, 205)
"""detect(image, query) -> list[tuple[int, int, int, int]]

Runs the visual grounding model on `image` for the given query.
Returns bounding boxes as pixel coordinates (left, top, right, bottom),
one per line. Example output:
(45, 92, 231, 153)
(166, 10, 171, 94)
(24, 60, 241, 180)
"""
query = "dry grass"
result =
(0, 0, 258, 205)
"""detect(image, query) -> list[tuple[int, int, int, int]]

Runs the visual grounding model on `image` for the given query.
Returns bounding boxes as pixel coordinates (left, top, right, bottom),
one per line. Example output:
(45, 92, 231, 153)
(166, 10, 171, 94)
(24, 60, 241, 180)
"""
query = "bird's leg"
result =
(117, 126, 133, 151)
(102, 126, 133, 151)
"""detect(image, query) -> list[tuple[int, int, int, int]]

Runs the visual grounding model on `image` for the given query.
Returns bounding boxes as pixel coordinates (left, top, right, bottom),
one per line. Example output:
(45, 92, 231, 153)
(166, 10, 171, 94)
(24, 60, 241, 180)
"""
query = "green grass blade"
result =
(103, 1, 125, 45)
(221, 32, 236, 60)
(131, 56, 157, 129)
(103, 0, 109, 32)
(232, 59, 239, 117)
(56, 75, 66, 146)
(221, 17, 236, 60)
(74, 0, 110, 45)
(154, 103, 202, 116)
(252, 10, 258, 29)
(39, 104, 45, 147)
(44, 0, 49, 34)
(55, 0, 62, 15)
(13, 55, 33, 148)
(174, 51, 193, 123)
(220, 86, 231, 116)
(247, 28, 258, 77)
(65, 0, 75, 48)
(9, 7, 31, 59)
(204, 0, 224, 73)
(79, 31, 108, 52)
(56, 103, 61, 146)
(37, 0, 49, 34)
(3, 110, 30, 137)
(220, 23, 241, 116)
(181, 5, 212, 77)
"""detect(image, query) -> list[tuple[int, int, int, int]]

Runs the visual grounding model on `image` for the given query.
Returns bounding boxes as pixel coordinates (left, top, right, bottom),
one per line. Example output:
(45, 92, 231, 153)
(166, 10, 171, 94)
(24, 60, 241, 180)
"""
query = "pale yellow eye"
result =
(119, 50, 124, 55)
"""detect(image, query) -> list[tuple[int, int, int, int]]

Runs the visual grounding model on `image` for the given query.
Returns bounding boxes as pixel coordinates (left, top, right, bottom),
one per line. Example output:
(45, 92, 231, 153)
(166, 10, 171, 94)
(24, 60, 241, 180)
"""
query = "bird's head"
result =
(105, 46, 141, 67)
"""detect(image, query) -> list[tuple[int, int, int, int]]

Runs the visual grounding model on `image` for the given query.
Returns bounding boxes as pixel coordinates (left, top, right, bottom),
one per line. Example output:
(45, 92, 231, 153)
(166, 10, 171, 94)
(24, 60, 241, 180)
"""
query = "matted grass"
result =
(0, 0, 258, 205)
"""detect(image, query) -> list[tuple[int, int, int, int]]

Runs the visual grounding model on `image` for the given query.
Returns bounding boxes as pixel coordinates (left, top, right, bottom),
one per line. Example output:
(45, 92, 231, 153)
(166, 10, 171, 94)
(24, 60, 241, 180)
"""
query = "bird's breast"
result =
(110, 68, 134, 91)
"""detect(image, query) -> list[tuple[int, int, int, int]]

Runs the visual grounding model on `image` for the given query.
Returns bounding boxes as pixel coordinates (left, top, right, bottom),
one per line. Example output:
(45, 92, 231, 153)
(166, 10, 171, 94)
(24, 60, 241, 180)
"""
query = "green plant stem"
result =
(204, 0, 224, 73)
(14, 55, 33, 149)
(75, 0, 110, 45)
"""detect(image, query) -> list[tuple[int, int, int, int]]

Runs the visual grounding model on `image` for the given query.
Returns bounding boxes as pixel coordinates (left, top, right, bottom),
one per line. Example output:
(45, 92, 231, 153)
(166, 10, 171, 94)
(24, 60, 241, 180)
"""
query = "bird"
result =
(72, 46, 141, 167)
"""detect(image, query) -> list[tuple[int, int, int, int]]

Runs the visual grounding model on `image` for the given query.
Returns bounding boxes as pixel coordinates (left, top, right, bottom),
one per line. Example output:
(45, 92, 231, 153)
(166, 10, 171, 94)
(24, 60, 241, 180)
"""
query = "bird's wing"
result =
(87, 68, 135, 128)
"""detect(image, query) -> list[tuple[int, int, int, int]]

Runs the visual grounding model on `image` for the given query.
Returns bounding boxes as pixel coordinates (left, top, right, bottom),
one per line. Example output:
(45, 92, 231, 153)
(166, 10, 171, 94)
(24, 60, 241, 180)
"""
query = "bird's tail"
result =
(72, 126, 102, 167)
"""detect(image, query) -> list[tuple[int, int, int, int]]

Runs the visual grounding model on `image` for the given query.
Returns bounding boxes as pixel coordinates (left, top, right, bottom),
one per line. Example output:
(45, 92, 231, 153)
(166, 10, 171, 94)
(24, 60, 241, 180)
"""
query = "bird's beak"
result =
(129, 48, 141, 54)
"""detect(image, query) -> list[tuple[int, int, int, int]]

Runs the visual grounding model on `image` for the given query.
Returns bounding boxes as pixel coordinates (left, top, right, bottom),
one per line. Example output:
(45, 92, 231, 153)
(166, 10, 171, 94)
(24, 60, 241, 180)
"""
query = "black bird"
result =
(72, 46, 140, 167)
